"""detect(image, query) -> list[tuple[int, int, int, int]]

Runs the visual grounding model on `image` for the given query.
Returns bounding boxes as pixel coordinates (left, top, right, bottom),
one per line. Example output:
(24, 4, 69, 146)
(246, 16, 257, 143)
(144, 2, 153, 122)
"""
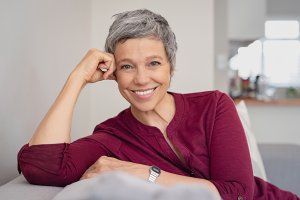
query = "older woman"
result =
(18, 9, 299, 200)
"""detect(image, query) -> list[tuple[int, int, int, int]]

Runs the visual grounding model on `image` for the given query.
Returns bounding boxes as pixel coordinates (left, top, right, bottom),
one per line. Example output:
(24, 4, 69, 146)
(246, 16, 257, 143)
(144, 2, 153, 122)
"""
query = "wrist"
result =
(69, 70, 87, 89)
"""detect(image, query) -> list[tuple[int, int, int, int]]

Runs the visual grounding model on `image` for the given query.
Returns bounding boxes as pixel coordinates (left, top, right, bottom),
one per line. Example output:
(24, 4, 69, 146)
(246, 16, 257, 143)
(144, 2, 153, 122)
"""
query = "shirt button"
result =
(190, 170, 195, 176)
(237, 196, 243, 200)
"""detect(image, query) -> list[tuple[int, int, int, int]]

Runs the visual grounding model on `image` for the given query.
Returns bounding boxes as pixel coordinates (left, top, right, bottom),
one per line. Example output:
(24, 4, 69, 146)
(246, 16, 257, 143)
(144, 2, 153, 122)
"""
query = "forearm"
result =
(28, 49, 115, 146)
(29, 72, 85, 145)
(84, 157, 221, 199)
(157, 170, 220, 198)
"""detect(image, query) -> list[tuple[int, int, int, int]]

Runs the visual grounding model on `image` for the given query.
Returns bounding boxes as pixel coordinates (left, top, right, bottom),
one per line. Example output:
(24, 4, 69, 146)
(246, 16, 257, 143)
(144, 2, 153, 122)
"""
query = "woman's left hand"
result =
(80, 156, 149, 181)
(80, 156, 221, 198)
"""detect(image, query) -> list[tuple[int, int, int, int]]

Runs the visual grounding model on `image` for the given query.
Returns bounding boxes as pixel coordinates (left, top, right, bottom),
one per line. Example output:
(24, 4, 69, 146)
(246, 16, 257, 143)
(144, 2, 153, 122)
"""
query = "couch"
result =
(0, 143, 299, 200)
(258, 143, 300, 196)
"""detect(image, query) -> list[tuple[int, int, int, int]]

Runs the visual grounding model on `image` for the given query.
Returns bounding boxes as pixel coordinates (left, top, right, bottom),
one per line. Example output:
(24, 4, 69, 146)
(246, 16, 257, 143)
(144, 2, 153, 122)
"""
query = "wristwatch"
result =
(148, 166, 161, 183)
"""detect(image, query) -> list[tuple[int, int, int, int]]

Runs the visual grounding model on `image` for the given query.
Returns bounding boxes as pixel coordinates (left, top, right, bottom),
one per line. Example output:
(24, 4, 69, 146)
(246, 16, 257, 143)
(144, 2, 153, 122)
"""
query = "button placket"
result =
(190, 169, 195, 177)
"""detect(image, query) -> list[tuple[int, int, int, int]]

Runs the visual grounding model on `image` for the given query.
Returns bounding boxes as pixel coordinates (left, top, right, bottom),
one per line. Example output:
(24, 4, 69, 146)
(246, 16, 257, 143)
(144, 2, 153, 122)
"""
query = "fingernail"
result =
(100, 68, 108, 72)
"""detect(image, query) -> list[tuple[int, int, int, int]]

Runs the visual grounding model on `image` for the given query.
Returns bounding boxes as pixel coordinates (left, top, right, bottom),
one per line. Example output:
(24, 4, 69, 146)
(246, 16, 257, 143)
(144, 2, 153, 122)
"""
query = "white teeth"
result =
(134, 88, 154, 96)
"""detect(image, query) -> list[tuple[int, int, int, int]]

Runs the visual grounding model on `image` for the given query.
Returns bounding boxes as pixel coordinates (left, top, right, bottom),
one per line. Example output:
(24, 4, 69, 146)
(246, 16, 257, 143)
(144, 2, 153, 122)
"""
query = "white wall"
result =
(214, 0, 229, 92)
(0, 0, 92, 184)
(0, 0, 215, 185)
(228, 0, 266, 40)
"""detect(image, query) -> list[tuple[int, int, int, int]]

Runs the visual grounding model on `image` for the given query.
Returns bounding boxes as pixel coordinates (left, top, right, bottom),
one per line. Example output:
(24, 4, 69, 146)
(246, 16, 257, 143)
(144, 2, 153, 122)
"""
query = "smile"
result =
(131, 87, 157, 96)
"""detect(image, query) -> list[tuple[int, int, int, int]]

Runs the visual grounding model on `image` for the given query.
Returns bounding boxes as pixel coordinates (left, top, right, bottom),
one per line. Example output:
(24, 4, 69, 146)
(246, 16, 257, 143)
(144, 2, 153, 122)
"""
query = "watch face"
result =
(152, 166, 161, 174)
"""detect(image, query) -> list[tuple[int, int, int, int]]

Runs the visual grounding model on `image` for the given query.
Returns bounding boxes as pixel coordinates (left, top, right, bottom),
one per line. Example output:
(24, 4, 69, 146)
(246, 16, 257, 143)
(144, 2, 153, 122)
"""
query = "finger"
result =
(99, 156, 118, 163)
(97, 62, 111, 80)
(97, 156, 110, 164)
(100, 68, 108, 73)
(103, 55, 115, 80)
(105, 62, 114, 79)
(98, 62, 109, 72)
(80, 172, 99, 180)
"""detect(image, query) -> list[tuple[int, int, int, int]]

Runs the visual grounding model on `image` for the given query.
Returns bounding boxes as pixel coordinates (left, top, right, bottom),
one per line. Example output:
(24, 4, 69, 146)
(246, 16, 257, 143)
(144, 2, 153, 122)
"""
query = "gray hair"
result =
(105, 9, 178, 71)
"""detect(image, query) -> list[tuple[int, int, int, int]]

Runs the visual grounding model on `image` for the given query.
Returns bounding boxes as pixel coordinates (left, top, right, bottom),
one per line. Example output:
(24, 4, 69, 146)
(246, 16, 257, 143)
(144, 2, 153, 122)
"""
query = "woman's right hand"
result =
(72, 49, 116, 84)
(29, 49, 116, 145)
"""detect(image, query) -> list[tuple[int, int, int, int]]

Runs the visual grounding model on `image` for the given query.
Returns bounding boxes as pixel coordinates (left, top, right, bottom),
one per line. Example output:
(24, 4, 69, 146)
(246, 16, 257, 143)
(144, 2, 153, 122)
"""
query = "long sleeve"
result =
(209, 93, 254, 200)
(17, 134, 110, 186)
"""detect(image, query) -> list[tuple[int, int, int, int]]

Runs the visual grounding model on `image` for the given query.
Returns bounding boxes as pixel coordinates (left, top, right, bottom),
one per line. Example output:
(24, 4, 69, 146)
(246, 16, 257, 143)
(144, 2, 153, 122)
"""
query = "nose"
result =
(134, 67, 150, 85)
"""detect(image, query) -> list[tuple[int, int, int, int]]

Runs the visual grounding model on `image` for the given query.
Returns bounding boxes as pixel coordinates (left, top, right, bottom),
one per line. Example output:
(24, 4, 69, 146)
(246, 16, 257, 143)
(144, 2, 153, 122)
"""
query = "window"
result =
(263, 40, 300, 87)
(265, 20, 299, 39)
(229, 20, 300, 88)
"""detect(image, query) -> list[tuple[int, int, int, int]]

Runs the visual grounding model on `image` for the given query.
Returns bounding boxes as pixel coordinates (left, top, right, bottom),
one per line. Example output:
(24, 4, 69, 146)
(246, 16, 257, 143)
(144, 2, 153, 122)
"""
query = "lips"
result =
(131, 87, 157, 96)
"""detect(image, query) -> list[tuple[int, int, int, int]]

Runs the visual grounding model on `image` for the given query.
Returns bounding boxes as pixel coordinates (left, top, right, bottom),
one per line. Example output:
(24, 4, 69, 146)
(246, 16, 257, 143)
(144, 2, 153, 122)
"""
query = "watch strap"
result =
(148, 166, 161, 183)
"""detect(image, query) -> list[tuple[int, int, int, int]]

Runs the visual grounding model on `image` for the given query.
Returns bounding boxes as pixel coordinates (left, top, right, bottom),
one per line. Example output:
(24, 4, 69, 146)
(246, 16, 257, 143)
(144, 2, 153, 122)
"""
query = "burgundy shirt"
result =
(18, 91, 299, 200)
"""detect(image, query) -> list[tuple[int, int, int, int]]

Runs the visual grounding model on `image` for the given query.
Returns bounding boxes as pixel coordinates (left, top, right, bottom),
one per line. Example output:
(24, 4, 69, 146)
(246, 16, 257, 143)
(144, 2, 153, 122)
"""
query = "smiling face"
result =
(114, 37, 172, 113)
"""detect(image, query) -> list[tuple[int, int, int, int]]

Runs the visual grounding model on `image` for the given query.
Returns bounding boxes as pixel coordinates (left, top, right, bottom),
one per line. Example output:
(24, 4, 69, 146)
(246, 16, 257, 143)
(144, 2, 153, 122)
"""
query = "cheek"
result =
(163, 73, 172, 88)
(157, 71, 171, 84)
(115, 73, 125, 85)
(116, 74, 130, 90)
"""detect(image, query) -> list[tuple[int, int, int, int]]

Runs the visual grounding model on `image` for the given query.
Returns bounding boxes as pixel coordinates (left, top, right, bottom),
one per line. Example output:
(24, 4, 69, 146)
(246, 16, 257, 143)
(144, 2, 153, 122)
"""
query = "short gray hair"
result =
(105, 9, 178, 71)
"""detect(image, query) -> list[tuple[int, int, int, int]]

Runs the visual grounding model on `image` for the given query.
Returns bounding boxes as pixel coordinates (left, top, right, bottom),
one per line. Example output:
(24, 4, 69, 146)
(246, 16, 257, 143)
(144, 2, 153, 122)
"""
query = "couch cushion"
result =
(236, 101, 267, 180)
(53, 172, 219, 200)
(0, 175, 62, 200)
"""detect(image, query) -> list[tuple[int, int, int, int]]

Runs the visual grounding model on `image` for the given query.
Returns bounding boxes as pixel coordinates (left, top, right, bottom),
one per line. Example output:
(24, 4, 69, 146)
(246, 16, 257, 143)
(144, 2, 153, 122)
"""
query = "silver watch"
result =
(148, 166, 161, 183)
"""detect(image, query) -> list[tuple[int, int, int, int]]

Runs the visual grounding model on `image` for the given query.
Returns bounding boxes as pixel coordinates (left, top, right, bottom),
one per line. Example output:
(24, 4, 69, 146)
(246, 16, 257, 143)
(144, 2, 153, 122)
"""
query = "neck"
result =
(131, 93, 175, 131)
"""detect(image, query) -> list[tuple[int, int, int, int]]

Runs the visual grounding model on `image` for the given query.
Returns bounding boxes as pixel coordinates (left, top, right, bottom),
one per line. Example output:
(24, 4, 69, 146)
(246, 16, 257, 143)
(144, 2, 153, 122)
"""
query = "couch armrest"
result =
(258, 143, 300, 196)
(0, 175, 62, 200)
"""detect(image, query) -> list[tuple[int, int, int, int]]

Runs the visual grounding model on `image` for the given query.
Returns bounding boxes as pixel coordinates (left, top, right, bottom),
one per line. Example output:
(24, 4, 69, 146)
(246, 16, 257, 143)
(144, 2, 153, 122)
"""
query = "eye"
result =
(149, 61, 161, 66)
(120, 64, 133, 70)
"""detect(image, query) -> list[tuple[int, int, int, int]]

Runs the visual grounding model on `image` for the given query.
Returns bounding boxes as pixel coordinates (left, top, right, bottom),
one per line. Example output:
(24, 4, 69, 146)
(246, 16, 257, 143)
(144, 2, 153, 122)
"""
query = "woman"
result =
(18, 9, 299, 200)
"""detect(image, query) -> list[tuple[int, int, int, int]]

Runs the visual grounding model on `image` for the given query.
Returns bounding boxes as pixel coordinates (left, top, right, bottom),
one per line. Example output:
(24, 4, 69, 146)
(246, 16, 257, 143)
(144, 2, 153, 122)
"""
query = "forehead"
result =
(114, 37, 168, 62)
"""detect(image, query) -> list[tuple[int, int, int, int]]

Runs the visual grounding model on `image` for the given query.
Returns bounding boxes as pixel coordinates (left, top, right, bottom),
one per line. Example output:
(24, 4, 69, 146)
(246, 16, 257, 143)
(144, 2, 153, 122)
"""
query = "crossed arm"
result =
(80, 156, 220, 196)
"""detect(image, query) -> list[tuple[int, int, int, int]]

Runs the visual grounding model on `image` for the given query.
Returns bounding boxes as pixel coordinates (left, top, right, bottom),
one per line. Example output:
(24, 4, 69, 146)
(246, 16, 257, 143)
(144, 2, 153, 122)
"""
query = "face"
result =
(114, 37, 172, 113)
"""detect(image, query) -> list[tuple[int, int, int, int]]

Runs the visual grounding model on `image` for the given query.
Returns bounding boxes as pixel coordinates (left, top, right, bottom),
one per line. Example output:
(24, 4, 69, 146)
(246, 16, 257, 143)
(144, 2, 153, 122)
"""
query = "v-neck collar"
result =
(123, 92, 186, 136)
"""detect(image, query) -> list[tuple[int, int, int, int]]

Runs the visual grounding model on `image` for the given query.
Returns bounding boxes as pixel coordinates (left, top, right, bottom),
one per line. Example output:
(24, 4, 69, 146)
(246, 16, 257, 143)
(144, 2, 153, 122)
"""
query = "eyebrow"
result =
(145, 55, 164, 60)
(116, 58, 132, 65)
(116, 55, 164, 65)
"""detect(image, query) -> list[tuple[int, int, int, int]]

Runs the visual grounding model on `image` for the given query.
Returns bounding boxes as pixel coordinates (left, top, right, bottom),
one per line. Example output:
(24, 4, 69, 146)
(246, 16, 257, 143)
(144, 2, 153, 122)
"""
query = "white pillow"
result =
(236, 100, 267, 180)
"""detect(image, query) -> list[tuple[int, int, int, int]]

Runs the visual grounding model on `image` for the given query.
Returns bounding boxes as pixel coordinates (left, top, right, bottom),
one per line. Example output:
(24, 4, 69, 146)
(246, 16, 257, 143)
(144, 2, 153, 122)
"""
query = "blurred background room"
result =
(0, 0, 299, 186)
